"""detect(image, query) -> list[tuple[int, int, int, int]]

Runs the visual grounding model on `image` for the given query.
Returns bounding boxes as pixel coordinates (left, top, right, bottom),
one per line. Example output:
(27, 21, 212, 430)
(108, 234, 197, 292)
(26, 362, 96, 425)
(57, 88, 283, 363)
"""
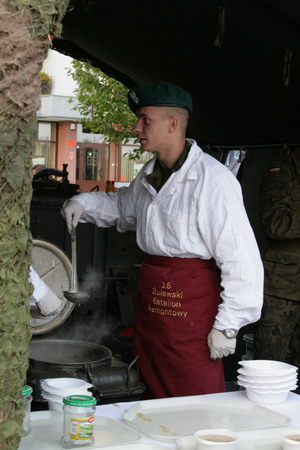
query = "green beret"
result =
(128, 82, 193, 114)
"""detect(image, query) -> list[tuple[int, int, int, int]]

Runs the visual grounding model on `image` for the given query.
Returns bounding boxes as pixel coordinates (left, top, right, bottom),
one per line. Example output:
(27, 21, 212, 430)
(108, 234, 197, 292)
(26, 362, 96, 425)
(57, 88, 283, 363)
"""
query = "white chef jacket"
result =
(68, 139, 263, 330)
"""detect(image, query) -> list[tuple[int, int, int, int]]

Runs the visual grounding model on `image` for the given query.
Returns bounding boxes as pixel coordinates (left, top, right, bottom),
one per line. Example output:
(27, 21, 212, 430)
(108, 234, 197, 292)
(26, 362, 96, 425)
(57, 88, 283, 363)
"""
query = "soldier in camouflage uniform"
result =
(254, 146, 300, 378)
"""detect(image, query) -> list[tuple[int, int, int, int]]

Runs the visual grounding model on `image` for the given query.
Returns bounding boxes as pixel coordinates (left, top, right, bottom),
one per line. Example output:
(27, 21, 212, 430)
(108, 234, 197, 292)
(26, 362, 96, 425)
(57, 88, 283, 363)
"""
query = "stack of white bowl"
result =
(41, 377, 93, 411)
(237, 360, 298, 405)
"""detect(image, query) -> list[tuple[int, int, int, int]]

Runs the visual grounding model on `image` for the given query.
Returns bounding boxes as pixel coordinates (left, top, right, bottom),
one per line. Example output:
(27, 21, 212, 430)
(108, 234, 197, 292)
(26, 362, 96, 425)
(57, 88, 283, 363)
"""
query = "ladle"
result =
(63, 226, 90, 305)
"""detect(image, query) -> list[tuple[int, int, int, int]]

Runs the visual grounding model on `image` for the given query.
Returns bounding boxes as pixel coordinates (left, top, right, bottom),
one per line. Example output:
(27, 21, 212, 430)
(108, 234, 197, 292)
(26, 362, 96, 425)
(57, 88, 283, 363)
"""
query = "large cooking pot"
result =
(27, 339, 143, 406)
(29, 339, 112, 368)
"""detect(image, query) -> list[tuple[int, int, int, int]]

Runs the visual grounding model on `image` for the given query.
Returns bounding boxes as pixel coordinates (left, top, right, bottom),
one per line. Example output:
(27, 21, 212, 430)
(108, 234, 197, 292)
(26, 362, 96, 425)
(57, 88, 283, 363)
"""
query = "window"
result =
(76, 143, 109, 192)
(33, 122, 57, 168)
(119, 144, 153, 182)
(83, 147, 108, 181)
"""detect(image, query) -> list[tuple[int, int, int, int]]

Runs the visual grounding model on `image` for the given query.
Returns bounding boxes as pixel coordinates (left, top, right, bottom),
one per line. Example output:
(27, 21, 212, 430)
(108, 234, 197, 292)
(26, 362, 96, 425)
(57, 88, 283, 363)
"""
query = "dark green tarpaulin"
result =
(53, 0, 300, 146)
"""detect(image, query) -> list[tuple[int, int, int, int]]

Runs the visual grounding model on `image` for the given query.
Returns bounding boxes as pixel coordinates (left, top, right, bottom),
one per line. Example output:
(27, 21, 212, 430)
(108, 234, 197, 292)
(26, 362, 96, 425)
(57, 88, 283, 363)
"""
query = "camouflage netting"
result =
(0, 1, 69, 448)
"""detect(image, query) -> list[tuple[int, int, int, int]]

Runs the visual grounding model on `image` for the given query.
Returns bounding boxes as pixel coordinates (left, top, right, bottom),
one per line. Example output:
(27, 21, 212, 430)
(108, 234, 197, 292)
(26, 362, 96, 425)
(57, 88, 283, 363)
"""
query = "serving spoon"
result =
(63, 226, 90, 305)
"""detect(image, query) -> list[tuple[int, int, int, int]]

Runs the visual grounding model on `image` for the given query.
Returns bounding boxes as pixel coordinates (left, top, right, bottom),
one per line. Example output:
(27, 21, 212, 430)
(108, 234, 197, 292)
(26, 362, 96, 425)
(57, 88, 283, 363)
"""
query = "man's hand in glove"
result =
(61, 200, 84, 231)
(207, 328, 236, 360)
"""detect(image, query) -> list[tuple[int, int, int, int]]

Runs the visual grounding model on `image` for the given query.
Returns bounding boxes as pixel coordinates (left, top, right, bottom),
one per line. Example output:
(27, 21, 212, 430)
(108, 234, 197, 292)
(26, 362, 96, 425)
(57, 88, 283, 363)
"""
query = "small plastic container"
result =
(21, 385, 33, 437)
(282, 428, 300, 449)
(238, 360, 298, 377)
(61, 395, 97, 448)
(41, 377, 93, 412)
(245, 387, 291, 404)
(194, 428, 239, 449)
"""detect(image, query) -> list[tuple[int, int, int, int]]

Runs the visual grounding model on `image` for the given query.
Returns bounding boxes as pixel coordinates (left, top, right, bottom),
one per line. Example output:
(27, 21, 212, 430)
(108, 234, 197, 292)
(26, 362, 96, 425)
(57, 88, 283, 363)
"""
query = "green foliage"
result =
(38, 71, 52, 92)
(4, 0, 70, 37)
(68, 60, 149, 160)
(0, 120, 34, 449)
(0, 2, 69, 448)
(123, 146, 147, 161)
(68, 60, 139, 145)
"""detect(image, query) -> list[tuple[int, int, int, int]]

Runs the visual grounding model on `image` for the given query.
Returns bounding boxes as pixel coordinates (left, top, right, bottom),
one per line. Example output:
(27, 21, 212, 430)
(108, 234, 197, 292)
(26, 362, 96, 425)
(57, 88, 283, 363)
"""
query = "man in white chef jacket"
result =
(61, 82, 263, 398)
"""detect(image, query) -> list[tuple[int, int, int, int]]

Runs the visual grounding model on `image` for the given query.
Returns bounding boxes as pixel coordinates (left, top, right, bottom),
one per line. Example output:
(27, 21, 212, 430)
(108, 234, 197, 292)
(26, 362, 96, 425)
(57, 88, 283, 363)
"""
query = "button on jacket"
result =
(70, 139, 264, 330)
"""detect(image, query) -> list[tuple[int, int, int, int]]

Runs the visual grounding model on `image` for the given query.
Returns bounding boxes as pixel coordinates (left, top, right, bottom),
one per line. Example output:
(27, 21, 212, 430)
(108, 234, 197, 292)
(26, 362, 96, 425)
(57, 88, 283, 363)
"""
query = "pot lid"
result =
(30, 239, 74, 335)
(29, 339, 112, 365)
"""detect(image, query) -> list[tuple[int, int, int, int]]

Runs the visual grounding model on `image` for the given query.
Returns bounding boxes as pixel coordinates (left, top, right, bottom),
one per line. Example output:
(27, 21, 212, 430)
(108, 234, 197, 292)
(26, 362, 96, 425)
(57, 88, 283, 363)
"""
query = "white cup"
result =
(282, 431, 300, 449)
(194, 429, 239, 449)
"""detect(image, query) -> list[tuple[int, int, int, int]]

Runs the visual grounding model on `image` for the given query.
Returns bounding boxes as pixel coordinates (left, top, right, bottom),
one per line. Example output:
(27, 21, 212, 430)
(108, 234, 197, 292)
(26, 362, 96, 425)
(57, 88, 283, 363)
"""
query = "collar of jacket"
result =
(175, 139, 203, 183)
(141, 140, 202, 198)
(143, 139, 202, 182)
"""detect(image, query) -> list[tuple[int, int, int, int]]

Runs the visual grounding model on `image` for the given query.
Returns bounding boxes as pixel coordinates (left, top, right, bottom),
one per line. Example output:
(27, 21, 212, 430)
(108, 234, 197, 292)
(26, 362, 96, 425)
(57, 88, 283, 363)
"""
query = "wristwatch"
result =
(221, 328, 238, 339)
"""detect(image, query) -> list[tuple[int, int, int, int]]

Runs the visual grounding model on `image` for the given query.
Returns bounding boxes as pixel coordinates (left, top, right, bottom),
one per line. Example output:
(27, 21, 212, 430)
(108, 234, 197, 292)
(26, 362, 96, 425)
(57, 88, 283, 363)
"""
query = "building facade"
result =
(35, 50, 151, 192)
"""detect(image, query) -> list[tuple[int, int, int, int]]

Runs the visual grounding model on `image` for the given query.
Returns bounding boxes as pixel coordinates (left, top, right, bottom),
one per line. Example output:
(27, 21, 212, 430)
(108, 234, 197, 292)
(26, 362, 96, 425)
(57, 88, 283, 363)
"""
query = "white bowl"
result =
(238, 360, 298, 377)
(237, 375, 297, 390)
(47, 399, 64, 412)
(237, 379, 297, 392)
(42, 389, 93, 402)
(194, 428, 239, 448)
(42, 377, 92, 390)
(237, 380, 297, 392)
(282, 429, 300, 449)
(237, 368, 298, 384)
(245, 388, 290, 405)
(237, 373, 297, 386)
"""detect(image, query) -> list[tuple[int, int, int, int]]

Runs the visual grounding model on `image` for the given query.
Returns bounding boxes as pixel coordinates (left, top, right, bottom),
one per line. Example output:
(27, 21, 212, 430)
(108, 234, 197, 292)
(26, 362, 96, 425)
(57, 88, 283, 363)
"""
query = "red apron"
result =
(133, 255, 226, 398)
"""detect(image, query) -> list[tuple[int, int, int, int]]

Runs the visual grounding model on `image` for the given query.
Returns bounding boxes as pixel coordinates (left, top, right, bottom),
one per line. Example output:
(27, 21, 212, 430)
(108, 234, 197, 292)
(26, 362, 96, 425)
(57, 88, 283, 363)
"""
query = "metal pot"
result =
(27, 339, 144, 407)
(29, 339, 112, 368)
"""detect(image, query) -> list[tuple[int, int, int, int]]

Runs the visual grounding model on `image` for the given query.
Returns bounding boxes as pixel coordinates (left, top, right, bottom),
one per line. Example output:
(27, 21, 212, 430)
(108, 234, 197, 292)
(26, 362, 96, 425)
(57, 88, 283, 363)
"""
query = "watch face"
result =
(223, 328, 238, 338)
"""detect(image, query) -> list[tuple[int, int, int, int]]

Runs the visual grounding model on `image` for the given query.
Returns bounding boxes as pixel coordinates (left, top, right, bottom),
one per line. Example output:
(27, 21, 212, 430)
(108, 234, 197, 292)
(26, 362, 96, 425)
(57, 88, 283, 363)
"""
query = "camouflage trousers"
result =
(254, 294, 300, 378)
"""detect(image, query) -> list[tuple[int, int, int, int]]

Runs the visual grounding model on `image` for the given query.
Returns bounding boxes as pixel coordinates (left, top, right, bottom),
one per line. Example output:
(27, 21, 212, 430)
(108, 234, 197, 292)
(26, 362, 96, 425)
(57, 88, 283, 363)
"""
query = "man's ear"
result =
(168, 116, 178, 133)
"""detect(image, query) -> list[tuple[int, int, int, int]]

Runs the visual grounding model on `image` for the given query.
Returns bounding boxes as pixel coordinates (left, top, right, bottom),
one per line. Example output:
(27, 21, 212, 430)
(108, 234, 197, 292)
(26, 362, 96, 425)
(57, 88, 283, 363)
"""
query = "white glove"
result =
(29, 266, 62, 316)
(61, 199, 84, 231)
(207, 328, 236, 360)
(36, 286, 62, 316)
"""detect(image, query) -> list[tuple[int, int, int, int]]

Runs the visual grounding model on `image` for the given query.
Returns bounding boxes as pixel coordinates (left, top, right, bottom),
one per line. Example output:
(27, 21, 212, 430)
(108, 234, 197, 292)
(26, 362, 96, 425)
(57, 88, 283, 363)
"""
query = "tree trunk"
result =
(0, 1, 69, 448)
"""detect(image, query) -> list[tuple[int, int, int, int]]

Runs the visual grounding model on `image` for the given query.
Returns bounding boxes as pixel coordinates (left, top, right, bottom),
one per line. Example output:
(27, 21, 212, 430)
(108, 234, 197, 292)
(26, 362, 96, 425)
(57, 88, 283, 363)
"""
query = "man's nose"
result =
(133, 120, 141, 133)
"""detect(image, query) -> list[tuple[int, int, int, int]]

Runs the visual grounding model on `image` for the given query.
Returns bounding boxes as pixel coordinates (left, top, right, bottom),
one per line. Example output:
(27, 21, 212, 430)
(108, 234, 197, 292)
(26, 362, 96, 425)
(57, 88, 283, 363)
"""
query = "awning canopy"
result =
(53, 0, 300, 146)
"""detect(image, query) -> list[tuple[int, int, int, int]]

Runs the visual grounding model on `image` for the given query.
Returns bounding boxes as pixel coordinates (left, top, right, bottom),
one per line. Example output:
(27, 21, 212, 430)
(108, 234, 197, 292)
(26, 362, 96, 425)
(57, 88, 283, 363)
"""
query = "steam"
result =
(33, 265, 133, 364)
(80, 265, 103, 294)
(48, 266, 122, 345)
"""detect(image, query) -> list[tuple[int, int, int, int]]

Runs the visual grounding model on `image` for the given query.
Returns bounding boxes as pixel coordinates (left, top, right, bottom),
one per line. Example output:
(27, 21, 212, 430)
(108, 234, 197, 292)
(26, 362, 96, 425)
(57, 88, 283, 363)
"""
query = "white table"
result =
(95, 391, 300, 449)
